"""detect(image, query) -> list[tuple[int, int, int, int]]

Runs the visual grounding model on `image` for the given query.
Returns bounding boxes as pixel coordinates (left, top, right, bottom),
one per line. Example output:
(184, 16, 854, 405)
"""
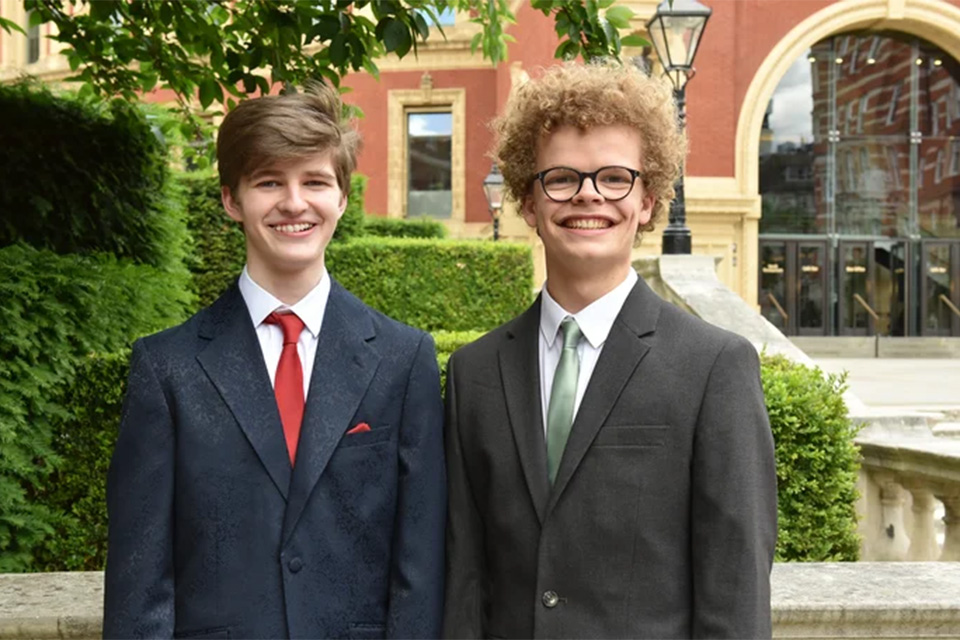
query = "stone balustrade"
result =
(856, 416, 960, 562)
(3, 564, 960, 639)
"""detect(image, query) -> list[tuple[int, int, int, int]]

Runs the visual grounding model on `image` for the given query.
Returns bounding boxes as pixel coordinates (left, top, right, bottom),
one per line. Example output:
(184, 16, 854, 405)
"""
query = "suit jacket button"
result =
(289, 558, 303, 573)
(542, 590, 559, 608)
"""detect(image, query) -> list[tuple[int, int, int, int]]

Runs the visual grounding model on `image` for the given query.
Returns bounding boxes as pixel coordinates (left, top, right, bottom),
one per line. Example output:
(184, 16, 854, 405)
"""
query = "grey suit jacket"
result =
(443, 276, 777, 639)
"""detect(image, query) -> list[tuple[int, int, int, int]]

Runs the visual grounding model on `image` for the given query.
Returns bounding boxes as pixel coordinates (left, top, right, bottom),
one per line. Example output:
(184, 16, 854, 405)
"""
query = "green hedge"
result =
(0, 81, 188, 270)
(327, 238, 533, 332)
(363, 216, 447, 239)
(762, 353, 861, 561)
(0, 244, 191, 572)
(32, 340, 861, 570)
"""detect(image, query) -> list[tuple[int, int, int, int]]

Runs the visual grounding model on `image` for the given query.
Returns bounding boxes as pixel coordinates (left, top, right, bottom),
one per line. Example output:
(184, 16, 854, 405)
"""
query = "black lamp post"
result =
(483, 163, 505, 241)
(647, 0, 712, 255)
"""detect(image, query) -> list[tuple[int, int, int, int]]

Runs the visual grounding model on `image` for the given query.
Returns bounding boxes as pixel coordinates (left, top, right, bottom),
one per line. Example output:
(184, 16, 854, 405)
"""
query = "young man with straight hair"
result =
(443, 62, 777, 639)
(104, 83, 445, 639)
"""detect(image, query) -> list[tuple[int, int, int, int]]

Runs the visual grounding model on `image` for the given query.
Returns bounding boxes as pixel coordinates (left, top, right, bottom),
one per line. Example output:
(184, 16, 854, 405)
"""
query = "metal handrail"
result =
(940, 294, 960, 319)
(853, 293, 880, 322)
(766, 292, 789, 324)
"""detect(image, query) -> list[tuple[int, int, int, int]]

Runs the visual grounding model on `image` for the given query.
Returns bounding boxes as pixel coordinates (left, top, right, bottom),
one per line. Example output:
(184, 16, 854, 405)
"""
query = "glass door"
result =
(920, 242, 960, 335)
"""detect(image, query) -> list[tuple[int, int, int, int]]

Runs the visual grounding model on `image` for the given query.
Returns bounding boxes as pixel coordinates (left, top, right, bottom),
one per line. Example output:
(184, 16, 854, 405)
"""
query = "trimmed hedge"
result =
(0, 81, 188, 270)
(0, 244, 191, 572)
(762, 353, 861, 562)
(363, 216, 447, 239)
(32, 339, 861, 570)
(327, 238, 533, 332)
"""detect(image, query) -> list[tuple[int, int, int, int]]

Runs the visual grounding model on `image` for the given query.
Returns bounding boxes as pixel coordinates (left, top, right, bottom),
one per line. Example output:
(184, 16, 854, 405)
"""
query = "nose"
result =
(277, 185, 308, 215)
(573, 174, 604, 203)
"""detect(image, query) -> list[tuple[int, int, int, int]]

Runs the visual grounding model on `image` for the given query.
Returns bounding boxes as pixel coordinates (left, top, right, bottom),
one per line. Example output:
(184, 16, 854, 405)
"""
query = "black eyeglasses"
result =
(534, 166, 643, 202)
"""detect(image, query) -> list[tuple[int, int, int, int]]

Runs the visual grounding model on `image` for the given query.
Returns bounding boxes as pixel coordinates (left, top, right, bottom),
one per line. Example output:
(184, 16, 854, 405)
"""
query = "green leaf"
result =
(382, 18, 412, 57)
(28, 10, 46, 27)
(0, 16, 27, 35)
(198, 77, 220, 109)
(621, 34, 649, 48)
(605, 5, 634, 29)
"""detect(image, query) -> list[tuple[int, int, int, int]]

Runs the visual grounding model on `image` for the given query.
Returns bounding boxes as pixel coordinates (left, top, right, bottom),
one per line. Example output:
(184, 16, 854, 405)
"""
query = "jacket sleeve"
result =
(103, 339, 176, 638)
(386, 333, 447, 639)
(690, 336, 778, 639)
(442, 353, 487, 639)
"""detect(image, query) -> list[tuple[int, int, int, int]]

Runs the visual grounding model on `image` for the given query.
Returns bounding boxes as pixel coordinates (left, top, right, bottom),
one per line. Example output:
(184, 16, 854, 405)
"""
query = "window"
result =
(844, 102, 855, 135)
(416, 7, 456, 27)
(845, 151, 856, 191)
(886, 83, 901, 125)
(848, 38, 859, 74)
(932, 101, 940, 136)
(857, 95, 868, 133)
(887, 147, 901, 189)
(387, 87, 465, 222)
(951, 140, 960, 176)
(406, 111, 452, 218)
(935, 149, 944, 184)
(867, 36, 881, 63)
(26, 13, 40, 64)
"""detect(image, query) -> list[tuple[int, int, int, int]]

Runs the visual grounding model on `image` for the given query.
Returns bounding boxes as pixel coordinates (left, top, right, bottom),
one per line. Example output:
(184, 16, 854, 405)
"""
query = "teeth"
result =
(274, 223, 314, 233)
(564, 218, 610, 229)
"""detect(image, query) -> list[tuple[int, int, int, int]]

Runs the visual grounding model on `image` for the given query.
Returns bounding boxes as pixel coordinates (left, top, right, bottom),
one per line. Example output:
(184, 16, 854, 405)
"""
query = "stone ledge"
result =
(3, 564, 960, 639)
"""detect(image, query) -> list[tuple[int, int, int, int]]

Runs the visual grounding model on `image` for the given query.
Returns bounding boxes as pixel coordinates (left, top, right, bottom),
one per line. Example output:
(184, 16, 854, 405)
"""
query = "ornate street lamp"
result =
(482, 163, 505, 241)
(647, 0, 712, 255)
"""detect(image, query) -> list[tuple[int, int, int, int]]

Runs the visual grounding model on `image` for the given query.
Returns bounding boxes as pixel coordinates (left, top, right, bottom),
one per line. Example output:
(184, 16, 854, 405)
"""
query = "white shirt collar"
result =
(238, 266, 330, 339)
(540, 268, 638, 349)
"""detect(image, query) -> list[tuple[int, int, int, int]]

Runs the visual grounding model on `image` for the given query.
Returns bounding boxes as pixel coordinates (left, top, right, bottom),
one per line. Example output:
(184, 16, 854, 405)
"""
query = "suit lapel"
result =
(197, 283, 292, 500)
(282, 281, 380, 544)
(499, 298, 550, 524)
(547, 278, 662, 514)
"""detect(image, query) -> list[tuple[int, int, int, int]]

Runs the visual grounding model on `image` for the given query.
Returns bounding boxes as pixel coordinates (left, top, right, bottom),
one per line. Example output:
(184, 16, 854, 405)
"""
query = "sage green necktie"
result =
(547, 316, 582, 484)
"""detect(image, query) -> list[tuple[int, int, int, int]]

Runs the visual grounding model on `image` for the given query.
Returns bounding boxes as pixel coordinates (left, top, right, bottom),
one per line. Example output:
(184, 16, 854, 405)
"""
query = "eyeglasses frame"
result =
(533, 165, 644, 203)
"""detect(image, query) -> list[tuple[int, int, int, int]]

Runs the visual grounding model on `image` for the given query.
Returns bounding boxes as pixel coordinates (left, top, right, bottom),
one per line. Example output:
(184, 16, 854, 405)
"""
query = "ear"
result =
(521, 196, 538, 229)
(637, 191, 655, 227)
(338, 191, 348, 215)
(222, 186, 243, 222)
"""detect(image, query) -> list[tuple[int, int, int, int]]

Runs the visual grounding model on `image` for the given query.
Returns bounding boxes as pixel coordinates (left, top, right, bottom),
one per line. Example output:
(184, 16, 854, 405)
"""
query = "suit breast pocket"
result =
(592, 424, 668, 448)
(339, 424, 392, 449)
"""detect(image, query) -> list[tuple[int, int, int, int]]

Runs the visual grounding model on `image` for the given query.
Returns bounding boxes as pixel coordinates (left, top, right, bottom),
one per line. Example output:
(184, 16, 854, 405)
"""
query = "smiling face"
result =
(221, 152, 347, 294)
(522, 124, 654, 286)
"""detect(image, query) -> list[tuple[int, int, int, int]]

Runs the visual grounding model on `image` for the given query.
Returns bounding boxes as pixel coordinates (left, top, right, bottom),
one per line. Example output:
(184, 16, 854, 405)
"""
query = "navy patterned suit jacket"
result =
(103, 280, 445, 639)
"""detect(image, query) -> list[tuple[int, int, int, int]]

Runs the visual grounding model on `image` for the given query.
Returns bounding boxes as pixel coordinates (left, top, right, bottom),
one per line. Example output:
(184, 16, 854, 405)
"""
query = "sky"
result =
(766, 51, 815, 147)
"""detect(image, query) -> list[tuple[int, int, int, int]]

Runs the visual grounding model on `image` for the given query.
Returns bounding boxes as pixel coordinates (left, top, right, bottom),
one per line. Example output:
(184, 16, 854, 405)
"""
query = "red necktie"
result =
(265, 312, 306, 466)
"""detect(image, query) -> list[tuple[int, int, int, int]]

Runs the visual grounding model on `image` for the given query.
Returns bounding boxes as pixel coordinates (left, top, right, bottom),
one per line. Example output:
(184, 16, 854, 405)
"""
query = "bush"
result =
(363, 216, 447, 239)
(0, 244, 191, 572)
(761, 353, 861, 562)
(31, 351, 130, 571)
(177, 172, 371, 309)
(29, 341, 863, 570)
(327, 238, 533, 332)
(0, 81, 188, 270)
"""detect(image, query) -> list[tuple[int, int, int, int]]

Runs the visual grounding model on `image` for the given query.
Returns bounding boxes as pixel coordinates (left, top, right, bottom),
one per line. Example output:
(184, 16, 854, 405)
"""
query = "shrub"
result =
(30, 343, 863, 569)
(176, 171, 370, 309)
(32, 351, 130, 571)
(363, 216, 447, 239)
(327, 238, 533, 332)
(761, 353, 861, 562)
(0, 244, 190, 572)
(0, 81, 188, 270)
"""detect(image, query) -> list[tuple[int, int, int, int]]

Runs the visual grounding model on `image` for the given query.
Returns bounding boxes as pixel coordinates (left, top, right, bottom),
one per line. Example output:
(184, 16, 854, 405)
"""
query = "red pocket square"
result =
(346, 422, 371, 435)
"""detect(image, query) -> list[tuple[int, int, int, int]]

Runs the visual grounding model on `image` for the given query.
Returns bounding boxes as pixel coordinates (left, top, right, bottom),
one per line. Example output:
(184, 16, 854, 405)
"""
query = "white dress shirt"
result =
(537, 268, 638, 435)
(238, 266, 330, 399)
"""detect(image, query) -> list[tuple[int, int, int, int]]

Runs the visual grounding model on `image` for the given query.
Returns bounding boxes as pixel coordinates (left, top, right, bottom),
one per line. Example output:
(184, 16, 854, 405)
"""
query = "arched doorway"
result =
(757, 31, 960, 336)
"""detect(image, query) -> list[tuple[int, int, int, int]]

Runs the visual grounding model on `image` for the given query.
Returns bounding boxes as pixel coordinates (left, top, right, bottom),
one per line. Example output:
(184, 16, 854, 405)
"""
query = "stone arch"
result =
(735, 0, 960, 196)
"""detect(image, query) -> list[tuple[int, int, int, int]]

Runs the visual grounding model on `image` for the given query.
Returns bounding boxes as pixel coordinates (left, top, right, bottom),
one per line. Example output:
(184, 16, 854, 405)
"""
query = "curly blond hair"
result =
(493, 61, 686, 235)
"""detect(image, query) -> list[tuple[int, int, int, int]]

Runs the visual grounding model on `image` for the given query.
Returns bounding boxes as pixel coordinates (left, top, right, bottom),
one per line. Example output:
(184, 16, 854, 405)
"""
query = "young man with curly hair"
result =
(103, 84, 445, 639)
(443, 62, 777, 639)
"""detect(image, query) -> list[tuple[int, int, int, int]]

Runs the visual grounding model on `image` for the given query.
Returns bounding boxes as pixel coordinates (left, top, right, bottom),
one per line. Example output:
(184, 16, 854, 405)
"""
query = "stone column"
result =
(906, 487, 939, 561)
(872, 473, 910, 561)
(939, 496, 960, 561)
